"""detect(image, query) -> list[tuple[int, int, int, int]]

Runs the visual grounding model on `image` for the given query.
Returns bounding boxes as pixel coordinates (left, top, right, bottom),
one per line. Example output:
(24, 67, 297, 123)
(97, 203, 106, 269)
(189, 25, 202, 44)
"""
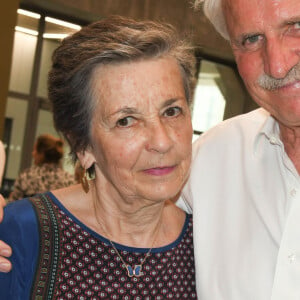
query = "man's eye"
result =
(116, 116, 135, 127)
(243, 34, 261, 45)
(289, 21, 300, 30)
(163, 107, 182, 117)
(286, 22, 300, 36)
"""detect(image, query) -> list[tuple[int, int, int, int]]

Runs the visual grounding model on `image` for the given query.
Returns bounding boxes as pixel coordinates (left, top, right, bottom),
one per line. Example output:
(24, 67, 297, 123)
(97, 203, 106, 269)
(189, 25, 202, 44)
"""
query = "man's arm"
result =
(0, 195, 12, 273)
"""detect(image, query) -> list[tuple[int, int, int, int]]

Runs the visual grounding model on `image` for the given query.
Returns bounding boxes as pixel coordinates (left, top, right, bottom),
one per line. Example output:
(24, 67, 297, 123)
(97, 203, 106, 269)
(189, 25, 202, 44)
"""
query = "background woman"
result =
(0, 16, 197, 299)
(9, 134, 75, 200)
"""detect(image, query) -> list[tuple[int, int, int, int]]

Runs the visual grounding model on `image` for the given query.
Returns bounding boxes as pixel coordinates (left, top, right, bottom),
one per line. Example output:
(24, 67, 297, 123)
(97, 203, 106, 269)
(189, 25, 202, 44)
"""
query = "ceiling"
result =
(20, 0, 234, 63)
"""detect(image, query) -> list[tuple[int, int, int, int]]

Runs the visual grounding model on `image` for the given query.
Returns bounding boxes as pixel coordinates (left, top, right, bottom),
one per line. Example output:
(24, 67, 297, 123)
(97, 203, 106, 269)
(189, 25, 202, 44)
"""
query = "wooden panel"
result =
(0, 0, 20, 138)
(20, 0, 234, 62)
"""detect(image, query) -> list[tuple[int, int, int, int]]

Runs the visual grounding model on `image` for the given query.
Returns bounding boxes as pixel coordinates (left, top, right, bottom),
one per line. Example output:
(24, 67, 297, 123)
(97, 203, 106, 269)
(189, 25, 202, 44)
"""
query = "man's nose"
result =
(263, 37, 300, 79)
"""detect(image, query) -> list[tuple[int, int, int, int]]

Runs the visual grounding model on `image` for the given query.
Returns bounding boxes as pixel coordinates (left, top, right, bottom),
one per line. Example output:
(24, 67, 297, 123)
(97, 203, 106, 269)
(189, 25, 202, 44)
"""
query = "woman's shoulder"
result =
(0, 198, 40, 257)
(0, 198, 40, 245)
(0, 198, 40, 299)
(1, 194, 57, 240)
(3, 198, 36, 223)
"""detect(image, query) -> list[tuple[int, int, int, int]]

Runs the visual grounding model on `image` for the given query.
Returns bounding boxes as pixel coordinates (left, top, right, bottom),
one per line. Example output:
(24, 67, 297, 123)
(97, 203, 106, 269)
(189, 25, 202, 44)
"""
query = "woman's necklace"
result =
(93, 202, 161, 278)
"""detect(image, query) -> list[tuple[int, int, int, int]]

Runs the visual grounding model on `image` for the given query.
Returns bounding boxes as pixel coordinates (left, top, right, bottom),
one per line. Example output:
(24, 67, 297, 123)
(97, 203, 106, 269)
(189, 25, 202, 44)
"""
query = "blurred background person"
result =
(9, 134, 75, 200)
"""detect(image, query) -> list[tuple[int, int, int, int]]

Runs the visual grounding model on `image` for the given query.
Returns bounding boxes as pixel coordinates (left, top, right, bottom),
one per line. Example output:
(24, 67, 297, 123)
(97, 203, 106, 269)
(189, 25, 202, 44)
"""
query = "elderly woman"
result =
(9, 134, 75, 200)
(0, 16, 196, 298)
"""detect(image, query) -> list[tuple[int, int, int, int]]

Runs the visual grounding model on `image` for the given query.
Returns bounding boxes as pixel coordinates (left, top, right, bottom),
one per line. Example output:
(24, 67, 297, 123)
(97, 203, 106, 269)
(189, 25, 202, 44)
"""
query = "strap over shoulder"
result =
(29, 194, 61, 300)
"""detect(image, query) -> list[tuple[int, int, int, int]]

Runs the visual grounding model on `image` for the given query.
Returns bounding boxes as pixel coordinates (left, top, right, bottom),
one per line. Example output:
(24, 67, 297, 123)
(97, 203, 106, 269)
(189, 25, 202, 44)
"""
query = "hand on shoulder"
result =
(0, 194, 12, 273)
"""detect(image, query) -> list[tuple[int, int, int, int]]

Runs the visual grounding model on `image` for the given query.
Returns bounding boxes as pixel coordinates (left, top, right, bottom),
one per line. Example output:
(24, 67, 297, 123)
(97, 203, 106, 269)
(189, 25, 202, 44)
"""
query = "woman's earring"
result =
(81, 170, 90, 193)
(76, 160, 95, 193)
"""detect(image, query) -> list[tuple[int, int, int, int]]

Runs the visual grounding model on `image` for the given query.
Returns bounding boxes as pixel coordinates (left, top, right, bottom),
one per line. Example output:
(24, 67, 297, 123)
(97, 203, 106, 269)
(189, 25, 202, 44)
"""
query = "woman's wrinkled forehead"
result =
(89, 57, 186, 120)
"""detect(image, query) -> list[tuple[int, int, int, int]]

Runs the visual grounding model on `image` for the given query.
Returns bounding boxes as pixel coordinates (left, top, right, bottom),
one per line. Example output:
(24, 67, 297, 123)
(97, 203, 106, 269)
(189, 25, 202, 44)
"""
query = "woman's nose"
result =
(145, 121, 173, 154)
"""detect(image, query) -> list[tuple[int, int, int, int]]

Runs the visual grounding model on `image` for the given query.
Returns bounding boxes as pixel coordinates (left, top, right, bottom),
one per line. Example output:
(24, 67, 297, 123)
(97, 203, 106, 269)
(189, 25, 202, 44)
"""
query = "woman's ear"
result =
(77, 149, 96, 170)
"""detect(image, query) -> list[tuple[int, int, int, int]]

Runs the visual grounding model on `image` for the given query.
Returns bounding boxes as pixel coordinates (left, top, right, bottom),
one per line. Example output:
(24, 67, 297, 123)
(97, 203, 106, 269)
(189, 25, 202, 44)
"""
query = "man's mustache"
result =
(257, 64, 300, 91)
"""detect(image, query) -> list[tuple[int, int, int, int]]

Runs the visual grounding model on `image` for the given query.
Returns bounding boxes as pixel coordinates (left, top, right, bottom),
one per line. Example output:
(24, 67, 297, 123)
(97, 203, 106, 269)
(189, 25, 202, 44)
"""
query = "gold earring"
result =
(81, 169, 90, 193)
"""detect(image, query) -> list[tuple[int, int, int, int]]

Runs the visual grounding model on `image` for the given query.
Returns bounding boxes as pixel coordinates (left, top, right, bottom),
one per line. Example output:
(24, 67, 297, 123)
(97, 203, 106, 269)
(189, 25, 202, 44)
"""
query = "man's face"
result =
(223, 0, 300, 127)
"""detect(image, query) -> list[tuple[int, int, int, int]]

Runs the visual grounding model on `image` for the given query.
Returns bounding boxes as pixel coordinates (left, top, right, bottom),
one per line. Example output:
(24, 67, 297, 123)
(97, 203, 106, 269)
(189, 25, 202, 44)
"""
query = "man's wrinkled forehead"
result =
(223, 0, 300, 27)
(221, 0, 267, 35)
(223, 0, 300, 15)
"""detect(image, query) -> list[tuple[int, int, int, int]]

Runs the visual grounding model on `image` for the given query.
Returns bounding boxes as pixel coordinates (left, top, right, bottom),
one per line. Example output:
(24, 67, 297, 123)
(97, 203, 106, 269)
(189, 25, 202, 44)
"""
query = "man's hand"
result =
(0, 194, 6, 223)
(0, 194, 12, 272)
(0, 241, 12, 272)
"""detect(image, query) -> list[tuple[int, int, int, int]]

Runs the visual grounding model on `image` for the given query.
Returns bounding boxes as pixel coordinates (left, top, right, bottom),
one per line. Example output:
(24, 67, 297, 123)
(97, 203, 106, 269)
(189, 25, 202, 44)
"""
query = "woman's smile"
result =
(143, 165, 176, 176)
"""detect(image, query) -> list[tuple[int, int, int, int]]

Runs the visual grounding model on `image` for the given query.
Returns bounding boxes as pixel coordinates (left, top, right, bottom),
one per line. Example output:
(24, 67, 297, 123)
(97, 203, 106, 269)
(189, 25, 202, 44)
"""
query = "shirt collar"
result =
(253, 113, 281, 154)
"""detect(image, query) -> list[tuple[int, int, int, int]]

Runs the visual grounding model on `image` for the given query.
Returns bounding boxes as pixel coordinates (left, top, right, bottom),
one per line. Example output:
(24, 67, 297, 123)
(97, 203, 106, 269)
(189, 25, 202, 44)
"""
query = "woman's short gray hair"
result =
(194, 0, 229, 40)
(48, 15, 196, 162)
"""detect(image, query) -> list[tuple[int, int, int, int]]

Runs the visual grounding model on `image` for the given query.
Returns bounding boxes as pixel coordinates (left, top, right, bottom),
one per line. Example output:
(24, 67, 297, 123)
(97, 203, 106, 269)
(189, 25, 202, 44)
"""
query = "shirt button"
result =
(290, 189, 297, 197)
(288, 253, 296, 263)
(269, 136, 278, 144)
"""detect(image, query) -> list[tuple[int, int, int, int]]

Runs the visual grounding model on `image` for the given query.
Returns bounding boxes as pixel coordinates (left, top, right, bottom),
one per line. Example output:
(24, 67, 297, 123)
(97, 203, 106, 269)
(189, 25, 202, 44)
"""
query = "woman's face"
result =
(85, 57, 193, 202)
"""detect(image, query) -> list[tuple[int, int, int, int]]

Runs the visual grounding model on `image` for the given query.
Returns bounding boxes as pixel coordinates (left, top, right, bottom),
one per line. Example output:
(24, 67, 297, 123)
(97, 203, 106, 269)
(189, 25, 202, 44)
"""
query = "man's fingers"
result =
(0, 241, 12, 257)
(0, 241, 12, 273)
(0, 196, 11, 272)
(0, 258, 12, 273)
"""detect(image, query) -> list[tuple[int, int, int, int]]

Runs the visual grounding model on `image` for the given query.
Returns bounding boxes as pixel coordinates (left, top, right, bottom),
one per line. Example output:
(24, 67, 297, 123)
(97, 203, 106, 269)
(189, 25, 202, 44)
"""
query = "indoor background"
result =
(0, 0, 258, 196)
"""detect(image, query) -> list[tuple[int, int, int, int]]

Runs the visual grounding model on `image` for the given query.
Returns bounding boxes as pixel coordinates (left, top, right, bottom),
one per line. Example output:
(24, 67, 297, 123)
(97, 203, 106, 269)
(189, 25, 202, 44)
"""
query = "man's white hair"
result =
(194, 0, 229, 40)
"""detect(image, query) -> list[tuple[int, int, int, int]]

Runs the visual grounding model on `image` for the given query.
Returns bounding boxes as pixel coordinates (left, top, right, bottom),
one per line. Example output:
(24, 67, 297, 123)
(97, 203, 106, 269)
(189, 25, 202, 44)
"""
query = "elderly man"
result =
(0, 0, 300, 299)
(180, 0, 300, 299)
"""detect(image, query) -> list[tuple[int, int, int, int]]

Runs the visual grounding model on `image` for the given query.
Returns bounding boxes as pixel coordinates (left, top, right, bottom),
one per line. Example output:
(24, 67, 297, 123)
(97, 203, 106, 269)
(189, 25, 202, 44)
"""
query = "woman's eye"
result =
(163, 106, 182, 117)
(116, 116, 135, 127)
